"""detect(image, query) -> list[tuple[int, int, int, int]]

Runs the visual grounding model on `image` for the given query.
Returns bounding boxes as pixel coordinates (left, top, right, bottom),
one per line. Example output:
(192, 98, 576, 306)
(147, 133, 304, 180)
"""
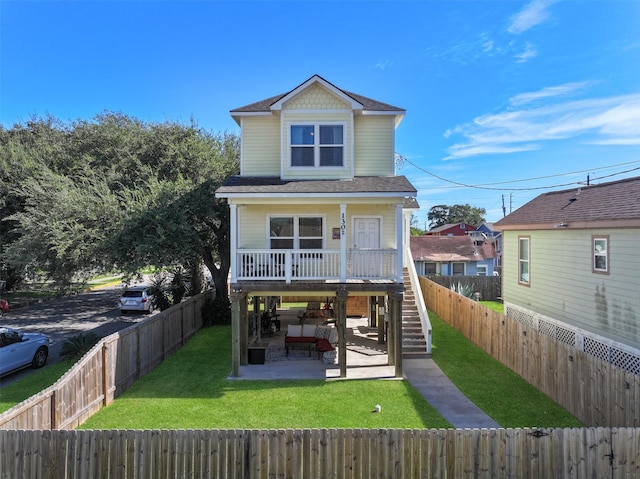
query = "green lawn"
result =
(3, 302, 582, 429)
(0, 360, 75, 412)
(79, 326, 451, 429)
(429, 310, 582, 428)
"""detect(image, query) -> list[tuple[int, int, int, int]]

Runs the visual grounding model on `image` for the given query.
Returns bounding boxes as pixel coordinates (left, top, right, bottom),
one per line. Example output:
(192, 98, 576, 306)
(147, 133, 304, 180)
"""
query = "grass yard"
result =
(79, 326, 451, 430)
(429, 310, 583, 428)
(0, 360, 75, 412)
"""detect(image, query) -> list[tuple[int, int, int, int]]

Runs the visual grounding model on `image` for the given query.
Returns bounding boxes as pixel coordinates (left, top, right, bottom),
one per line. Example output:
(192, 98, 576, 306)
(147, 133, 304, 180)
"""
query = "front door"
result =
(353, 218, 380, 277)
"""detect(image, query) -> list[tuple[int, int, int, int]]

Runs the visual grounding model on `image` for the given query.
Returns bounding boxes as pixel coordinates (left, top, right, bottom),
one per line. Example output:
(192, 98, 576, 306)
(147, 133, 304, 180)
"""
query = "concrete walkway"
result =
(403, 358, 500, 428)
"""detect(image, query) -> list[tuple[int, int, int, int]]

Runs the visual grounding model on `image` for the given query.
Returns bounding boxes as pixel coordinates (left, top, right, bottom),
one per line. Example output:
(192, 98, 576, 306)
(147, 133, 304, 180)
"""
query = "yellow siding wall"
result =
(354, 116, 395, 176)
(241, 117, 280, 176)
(284, 83, 351, 110)
(238, 202, 399, 249)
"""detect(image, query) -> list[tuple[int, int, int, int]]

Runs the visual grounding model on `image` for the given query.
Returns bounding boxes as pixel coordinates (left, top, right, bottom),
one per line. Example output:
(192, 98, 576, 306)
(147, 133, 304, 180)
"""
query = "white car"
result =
(118, 286, 155, 314)
(0, 327, 51, 377)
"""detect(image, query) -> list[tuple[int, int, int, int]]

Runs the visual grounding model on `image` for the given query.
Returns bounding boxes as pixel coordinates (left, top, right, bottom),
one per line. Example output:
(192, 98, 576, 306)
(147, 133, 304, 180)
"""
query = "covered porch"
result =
(230, 283, 405, 379)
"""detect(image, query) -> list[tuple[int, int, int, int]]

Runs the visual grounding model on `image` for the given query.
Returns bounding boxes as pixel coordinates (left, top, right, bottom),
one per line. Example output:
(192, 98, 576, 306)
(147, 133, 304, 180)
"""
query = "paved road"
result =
(0, 286, 150, 387)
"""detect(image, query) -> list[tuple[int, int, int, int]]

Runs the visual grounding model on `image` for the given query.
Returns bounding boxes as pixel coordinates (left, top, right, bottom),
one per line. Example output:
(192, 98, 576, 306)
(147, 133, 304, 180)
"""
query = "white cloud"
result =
(508, 0, 558, 35)
(514, 42, 537, 63)
(374, 60, 393, 71)
(510, 81, 597, 106)
(444, 91, 640, 160)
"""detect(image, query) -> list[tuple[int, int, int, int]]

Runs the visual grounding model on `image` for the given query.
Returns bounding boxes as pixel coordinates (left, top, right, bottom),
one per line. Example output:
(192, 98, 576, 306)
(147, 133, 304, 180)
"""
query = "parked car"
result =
(118, 286, 155, 314)
(0, 299, 8, 316)
(0, 326, 51, 377)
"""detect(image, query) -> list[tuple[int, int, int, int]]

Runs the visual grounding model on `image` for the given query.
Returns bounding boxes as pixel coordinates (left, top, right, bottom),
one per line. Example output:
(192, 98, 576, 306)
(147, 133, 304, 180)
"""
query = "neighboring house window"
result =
(477, 265, 487, 276)
(290, 124, 344, 168)
(593, 236, 609, 274)
(270, 216, 323, 250)
(518, 236, 530, 285)
(452, 263, 465, 276)
(424, 262, 437, 275)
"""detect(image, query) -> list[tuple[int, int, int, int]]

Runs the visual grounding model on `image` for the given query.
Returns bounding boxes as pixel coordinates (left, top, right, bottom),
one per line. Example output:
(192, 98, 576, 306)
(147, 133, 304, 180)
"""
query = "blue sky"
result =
(2, 1, 639, 225)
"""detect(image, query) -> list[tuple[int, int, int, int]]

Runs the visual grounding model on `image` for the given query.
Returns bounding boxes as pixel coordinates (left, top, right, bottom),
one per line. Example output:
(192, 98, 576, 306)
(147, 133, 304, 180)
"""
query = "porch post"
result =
(240, 294, 248, 365)
(396, 203, 404, 283)
(387, 294, 395, 365)
(340, 203, 347, 282)
(377, 295, 385, 345)
(230, 289, 245, 377)
(230, 203, 238, 283)
(335, 287, 349, 378)
(390, 290, 404, 378)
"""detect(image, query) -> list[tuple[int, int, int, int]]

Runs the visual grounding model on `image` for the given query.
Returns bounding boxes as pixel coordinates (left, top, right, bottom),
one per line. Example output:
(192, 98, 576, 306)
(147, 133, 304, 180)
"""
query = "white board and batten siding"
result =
(502, 228, 640, 350)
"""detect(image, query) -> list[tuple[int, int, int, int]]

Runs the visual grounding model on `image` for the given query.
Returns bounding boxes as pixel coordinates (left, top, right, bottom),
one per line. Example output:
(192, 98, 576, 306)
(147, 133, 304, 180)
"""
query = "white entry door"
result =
(353, 218, 380, 277)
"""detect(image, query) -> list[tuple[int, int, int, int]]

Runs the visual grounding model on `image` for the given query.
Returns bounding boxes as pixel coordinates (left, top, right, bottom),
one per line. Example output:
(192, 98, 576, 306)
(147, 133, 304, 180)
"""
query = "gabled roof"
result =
(410, 236, 497, 262)
(230, 75, 405, 125)
(216, 175, 417, 198)
(426, 223, 476, 234)
(495, 175, 640, 230)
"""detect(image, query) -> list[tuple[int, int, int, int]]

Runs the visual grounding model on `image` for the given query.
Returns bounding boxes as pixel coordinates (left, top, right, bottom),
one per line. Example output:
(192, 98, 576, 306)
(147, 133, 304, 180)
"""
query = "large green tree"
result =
(427, 204, 486, 230)
(1, 113, 239, 301)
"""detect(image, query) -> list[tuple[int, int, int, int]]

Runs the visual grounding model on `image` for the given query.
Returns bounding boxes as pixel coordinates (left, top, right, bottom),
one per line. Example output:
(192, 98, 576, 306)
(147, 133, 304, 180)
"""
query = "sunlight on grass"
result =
(0, 360, 74, 412)
(428, 310, 583, 428)
(80, 326, 451, 430)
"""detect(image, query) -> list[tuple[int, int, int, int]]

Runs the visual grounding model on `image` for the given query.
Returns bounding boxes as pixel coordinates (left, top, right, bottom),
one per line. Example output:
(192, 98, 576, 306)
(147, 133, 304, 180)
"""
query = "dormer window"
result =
(290, 124, 344, 168)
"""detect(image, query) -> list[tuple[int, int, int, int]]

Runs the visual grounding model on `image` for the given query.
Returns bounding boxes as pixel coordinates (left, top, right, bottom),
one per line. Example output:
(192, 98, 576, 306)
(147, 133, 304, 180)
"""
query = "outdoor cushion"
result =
(287, 324, 303, 337)
(315, 325, 332, 340)
(316, 339, 335, 352)
(302, 324, 317, 337)
(286, 336, 316, 344)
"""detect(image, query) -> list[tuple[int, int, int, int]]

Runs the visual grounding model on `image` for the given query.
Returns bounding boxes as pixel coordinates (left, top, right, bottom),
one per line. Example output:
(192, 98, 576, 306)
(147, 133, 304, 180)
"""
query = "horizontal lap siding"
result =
(238, 203, 398, 250)
(503, 229, 640, 350)
(241, 117, 280, 176)
(354, 116, 395, 176)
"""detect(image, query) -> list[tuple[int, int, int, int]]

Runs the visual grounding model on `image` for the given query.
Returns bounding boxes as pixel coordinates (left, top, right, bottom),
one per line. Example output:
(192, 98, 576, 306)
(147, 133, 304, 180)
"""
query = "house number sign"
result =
(340, 212, 346, 237)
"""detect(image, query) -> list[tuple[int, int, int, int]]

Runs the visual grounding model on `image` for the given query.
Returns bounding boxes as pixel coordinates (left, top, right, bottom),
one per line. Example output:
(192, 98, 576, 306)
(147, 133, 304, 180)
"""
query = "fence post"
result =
(102, 343, 109, 406)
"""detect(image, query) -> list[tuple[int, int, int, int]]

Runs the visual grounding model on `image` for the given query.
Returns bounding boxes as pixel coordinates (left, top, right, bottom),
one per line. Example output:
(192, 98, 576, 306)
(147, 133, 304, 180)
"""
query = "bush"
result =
(201, 293, 230, 326)
(60, 332, 101, 360)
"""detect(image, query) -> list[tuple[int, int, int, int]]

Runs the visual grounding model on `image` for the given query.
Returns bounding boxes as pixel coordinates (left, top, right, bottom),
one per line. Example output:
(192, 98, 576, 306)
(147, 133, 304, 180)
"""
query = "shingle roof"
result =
(216, 176, 417, 196)
(410, 236, 497, 262)
(230, 75, 405, 114)
(495, 175, 640, 228)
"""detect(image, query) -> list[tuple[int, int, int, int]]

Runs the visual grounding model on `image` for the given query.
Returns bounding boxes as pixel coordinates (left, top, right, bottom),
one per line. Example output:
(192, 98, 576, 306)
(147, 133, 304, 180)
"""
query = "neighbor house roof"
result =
(495, 176, 640, 230)
(410, 236, 497, 262)
(216, 176, 417, 198)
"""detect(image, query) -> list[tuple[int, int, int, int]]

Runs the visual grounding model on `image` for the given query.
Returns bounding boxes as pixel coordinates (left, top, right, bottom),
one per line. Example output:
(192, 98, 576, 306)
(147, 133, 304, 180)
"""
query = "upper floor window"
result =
(593, 236, 609, 274)
(290, 124, 343, 168)
(518, 236, 530, 285)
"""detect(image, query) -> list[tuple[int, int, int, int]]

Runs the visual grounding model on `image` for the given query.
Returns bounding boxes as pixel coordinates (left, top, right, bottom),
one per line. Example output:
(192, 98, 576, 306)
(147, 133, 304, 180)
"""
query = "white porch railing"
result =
(235, 249, 399, 283)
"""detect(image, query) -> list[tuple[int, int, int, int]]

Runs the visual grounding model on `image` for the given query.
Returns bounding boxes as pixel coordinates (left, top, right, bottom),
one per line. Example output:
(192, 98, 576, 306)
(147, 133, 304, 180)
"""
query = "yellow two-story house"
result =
(216, 75, 420, 377)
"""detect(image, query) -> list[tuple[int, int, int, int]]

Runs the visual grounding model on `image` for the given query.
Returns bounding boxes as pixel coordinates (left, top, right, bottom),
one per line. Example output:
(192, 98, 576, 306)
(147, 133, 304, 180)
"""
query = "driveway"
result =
(0, 285, 150, 387)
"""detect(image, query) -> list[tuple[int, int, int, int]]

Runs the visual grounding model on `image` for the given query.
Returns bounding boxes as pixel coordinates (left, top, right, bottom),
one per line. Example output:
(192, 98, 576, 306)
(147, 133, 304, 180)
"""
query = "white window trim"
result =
(518, 236, 530, 286)
(477, 264, 488, 276)
(288, 122, 346, 169)
(267, 214, 326, 249)
(593, 236, 609, 274)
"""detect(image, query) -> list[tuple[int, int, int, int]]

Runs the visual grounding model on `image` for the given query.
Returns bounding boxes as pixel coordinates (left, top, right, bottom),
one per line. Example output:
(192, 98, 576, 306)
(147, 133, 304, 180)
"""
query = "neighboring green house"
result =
(495, 176, 640, 373)
(215, 75, 422, 377)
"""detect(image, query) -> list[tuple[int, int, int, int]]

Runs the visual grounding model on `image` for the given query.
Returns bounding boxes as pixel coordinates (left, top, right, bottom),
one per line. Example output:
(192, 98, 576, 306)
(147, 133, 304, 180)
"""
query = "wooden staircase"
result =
(402, 268, 430, 358)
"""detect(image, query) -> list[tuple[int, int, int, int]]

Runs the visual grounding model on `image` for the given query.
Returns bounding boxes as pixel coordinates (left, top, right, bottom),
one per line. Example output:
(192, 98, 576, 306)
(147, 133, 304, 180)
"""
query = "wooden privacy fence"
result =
(419, 277, 640, 427)
(0, 291, 212, 430)
(423, 274, 501, 301)
(1, 427, 639, 479)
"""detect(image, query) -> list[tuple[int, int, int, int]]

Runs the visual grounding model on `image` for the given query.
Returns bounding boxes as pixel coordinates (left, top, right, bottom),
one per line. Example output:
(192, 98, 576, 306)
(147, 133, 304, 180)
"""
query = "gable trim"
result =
(270, 75, 363, 112)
